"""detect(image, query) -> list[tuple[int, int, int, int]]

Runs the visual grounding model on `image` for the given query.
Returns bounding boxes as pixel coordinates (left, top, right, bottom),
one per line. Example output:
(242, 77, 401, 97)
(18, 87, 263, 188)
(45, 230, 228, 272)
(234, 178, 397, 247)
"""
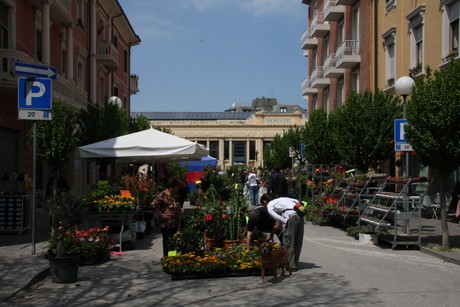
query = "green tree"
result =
(36, 99, 79, 173)
(128, 113, 151, 133)
(302, 109, 340, 165)
(79, 102, 129, 179)
(332, 90, 402, 172)
(406, 60, 460, 247)
(263, 127, 301, 170)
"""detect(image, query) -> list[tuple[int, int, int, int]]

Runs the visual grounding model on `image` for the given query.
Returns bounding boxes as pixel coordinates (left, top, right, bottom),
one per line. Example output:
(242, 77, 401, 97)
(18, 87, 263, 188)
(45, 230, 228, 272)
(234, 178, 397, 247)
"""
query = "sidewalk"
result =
(1, 205, 460, 304)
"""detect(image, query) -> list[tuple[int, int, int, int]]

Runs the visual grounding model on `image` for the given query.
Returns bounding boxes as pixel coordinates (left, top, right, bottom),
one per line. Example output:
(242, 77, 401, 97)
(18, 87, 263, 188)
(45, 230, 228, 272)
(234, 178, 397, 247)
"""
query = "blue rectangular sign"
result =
(394, 119, 409, 143)
(14, 62, 56, 79)
(18, 78, 52, 110)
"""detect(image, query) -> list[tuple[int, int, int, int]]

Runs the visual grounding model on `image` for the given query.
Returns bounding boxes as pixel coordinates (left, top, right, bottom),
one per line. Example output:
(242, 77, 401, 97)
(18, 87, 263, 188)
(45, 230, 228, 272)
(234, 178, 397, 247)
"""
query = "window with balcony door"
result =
(77, 61, 84, 88)
(61, 48, 66, 76)
(36, 29, 42, 62)
(323, 89, 329, 112)
(337, 78, 343, 108)
(448, 1, 459, 54)
(337, 20, 344, 47)
(77, 0, 84, 25)
(323, 36, 329, 63)
(351, 69, 359, 93)
(414, 26, 423, 68)
(407, 7, 425, 74)
(382, 28, 396, 87)
(0, 2, 9, 49)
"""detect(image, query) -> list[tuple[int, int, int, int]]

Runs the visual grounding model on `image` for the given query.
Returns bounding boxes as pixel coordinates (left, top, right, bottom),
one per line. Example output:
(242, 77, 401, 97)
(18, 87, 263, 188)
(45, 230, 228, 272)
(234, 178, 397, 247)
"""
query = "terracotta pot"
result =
(222, 239, 239, 249)
(205, 238, 215, 250)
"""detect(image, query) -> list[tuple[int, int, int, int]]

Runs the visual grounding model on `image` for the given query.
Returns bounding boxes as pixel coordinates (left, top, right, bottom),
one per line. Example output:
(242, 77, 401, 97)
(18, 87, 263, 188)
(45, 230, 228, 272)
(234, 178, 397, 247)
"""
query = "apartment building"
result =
(301, 0, 459, 117)
(301, 0, 459, 185)
(0, 0, 140, 195)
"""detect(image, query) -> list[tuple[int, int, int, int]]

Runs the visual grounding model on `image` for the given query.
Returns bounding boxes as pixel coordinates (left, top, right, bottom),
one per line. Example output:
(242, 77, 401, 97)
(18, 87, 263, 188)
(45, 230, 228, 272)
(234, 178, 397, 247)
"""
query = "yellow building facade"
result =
(135, 109, 307, 170)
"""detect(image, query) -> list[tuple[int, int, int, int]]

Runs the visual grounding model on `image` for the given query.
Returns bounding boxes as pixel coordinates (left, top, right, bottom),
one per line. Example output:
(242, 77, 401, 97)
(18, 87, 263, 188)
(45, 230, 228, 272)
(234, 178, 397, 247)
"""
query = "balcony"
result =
(0, 49, 35, 96)
(130, 74, 140, 94)
(323, 53, 345, 78)
(311, 67, 330, 89)
(324, 0, 345, 21)
(310, 12, 330, 38)
(96, 42, 119, 71)
(301, 29, 318, 52)
(336, 40, 361, 68)
(301, 77, 318, 96)
(336, 0, 358, 5)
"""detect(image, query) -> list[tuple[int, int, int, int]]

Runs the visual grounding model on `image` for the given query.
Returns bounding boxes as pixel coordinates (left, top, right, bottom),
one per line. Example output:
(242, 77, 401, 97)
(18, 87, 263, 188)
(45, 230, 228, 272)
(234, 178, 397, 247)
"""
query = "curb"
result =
(420, 247, 460, 266)
(2, 267, 50, 303)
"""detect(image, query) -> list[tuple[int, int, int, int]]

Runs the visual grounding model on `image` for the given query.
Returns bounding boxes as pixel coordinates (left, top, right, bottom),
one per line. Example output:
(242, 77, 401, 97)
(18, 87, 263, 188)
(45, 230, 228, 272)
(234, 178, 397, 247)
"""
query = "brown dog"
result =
(259, 241, 292, 283)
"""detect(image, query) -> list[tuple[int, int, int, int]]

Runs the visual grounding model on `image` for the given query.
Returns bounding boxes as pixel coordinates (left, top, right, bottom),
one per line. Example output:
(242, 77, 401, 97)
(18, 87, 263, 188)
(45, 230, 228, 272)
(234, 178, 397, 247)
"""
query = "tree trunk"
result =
(439, 169, 450, 247)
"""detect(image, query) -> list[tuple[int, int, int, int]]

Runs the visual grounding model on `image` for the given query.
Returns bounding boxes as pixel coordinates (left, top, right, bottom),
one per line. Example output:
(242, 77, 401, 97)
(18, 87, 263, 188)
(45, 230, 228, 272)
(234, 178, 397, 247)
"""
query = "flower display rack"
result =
(358, 176, 431, 249)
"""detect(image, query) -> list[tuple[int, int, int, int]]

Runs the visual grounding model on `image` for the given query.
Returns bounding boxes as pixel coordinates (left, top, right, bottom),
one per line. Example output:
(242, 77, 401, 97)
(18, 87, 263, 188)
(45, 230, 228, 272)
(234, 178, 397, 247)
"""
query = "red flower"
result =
(205, 214, 213, 221)
(222, 213, 227, 219)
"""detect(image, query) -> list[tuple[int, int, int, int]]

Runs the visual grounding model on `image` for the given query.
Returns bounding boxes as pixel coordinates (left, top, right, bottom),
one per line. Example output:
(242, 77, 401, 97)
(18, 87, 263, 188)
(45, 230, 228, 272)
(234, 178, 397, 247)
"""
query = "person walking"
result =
(268, 166, 287, 198)
(246, 169, 260, 207)
(150, 177, 183, 257)
(260, 193, 306, 271)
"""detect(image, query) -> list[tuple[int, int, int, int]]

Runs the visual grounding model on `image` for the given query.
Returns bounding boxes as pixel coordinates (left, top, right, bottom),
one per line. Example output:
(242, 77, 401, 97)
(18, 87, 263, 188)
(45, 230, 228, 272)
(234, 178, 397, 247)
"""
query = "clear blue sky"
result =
(119, 0, 307, 112)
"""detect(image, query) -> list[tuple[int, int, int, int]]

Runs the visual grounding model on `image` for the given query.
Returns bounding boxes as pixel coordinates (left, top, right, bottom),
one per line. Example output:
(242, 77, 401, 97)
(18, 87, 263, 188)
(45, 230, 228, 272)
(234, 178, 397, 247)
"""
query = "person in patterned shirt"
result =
(150, 177, 183, 257)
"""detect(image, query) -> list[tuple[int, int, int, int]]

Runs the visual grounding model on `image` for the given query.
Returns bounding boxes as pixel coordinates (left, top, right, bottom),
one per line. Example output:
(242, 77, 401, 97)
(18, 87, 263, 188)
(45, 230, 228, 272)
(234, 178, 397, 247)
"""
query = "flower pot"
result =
(48, 254, 80, 283)
(223, 239, 239, 249)
(205, 238, 216, 250)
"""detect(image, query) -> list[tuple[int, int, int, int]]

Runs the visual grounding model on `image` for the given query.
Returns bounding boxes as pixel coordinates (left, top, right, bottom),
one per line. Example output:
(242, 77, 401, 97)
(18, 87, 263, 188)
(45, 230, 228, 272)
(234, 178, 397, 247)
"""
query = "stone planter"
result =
(359, 233, 378, 245)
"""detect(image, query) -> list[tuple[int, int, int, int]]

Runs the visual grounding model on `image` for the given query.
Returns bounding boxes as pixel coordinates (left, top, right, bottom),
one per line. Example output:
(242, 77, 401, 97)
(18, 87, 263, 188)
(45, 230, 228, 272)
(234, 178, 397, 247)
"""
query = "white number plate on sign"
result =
(18, 110, 52, 120)
(395, 143, 413, 151)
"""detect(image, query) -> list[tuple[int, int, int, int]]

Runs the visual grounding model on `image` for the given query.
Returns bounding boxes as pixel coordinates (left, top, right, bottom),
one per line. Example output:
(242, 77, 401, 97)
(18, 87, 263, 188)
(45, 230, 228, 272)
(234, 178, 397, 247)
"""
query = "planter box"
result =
(359, 233, 378, 245)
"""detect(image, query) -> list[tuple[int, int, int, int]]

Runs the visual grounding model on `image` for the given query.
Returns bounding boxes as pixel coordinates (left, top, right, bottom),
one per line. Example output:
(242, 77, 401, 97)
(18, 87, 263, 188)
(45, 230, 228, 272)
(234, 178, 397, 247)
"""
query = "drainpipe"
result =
(374, 0, 379, 90)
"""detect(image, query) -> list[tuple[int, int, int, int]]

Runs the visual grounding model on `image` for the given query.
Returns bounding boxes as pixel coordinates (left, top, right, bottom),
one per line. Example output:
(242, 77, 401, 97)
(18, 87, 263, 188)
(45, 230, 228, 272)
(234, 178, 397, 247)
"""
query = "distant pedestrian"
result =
(268, 166, 287, 198)
(246, 169, 260, 207)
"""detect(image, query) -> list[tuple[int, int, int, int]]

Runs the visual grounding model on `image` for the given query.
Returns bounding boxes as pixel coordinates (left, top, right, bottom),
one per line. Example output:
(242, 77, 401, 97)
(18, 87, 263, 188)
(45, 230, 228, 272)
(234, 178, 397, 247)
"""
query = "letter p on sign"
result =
(18, 77, 52, 110)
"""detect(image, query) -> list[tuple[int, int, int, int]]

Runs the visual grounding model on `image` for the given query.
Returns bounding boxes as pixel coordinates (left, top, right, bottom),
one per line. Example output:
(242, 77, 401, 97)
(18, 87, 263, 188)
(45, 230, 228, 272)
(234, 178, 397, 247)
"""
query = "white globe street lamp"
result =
(395, 76, 415, 118)
(394, 76, 415, 177)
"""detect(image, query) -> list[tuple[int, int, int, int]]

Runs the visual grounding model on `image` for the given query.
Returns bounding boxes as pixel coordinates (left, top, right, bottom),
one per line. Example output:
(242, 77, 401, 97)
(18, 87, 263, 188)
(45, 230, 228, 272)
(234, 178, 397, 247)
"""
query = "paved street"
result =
(3, 219, 460, 307)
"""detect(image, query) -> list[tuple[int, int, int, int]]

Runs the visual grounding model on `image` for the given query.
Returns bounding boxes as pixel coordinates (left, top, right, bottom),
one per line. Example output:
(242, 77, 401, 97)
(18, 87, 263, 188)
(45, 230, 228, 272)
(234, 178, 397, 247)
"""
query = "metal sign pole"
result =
(31, 122, 37, 254)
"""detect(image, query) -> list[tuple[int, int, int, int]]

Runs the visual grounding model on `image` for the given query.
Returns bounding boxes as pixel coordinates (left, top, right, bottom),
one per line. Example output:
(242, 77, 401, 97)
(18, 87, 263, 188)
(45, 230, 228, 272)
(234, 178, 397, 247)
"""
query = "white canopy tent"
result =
(78, 127, 208, 162)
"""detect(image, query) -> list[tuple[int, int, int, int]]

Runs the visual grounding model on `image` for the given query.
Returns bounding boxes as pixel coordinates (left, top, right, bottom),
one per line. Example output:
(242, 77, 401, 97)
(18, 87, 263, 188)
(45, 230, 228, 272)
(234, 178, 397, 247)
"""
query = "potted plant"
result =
(41, 191, 85, 283)
(223, 188, 247, 248)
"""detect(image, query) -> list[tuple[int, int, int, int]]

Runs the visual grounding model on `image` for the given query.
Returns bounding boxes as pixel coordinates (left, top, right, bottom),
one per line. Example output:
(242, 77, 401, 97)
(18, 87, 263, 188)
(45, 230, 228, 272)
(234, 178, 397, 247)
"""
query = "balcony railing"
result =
(323, 53, 345, 78)
(301, 29, 318, 50)
(311, 66, 330, 88)
(324, 0, 345, 21)
(97, 42, 119, 71)
(130, 74, 139, 94)
(301, 77, 318, 95)
(310, 12, 330, 38)
(336, 40, 361, 68)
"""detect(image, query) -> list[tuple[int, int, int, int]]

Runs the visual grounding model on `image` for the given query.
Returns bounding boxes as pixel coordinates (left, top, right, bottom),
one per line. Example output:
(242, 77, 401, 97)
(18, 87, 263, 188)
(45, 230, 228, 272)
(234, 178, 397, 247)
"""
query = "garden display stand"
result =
(335, 175, 388, 225)
(358, 177, 430, 249)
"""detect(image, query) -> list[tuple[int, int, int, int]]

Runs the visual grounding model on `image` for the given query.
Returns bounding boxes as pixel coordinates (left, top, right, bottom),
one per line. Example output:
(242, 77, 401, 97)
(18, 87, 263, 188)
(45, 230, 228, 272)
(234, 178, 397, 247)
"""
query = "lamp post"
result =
(395, 76, 415, 177)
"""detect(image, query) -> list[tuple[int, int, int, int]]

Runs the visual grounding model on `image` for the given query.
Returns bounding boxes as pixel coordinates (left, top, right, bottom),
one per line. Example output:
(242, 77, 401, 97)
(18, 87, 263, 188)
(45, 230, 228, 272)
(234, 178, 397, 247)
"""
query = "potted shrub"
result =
(41, 192, 85, 283)
(223, 188, 247, 248)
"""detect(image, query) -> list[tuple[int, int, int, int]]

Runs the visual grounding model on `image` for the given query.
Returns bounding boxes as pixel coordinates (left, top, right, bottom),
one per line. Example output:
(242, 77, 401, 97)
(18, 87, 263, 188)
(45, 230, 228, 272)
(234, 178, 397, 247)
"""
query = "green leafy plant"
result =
(46, 225, 113, 263)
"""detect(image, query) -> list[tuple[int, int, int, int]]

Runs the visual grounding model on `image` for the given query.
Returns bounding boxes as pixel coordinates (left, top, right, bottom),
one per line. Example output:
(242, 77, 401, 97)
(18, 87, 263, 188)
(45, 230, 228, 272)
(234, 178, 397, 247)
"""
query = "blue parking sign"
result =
(18, 77, 52, 110)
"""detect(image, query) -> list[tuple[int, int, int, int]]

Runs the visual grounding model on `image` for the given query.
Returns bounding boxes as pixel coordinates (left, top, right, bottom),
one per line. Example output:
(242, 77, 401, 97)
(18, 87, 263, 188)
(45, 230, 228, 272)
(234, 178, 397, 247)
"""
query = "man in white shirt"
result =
(261, 194, 305, 271)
